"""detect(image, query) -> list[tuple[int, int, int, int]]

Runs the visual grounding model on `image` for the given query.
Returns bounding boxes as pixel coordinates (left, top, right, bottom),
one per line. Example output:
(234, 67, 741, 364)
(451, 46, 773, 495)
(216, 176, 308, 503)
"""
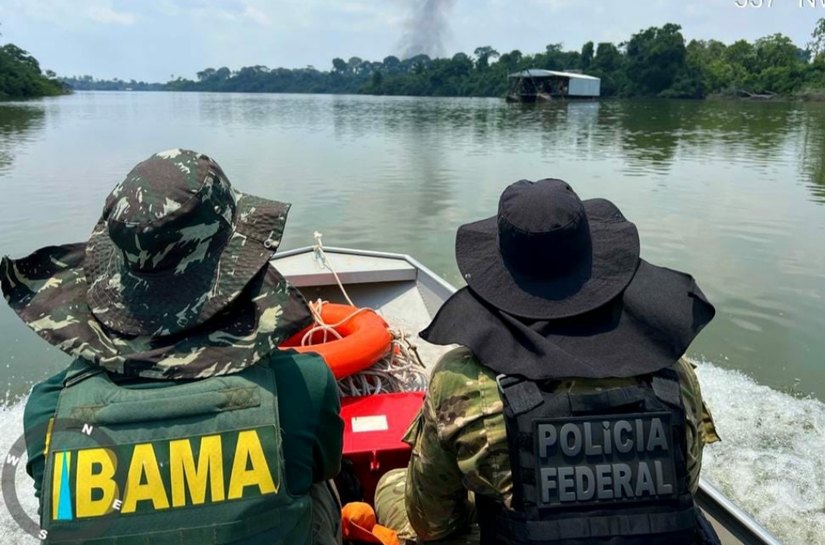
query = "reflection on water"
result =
(0, 93, 822, 401)
(0, 92, 823, 545)
(0, 105, 46, 175)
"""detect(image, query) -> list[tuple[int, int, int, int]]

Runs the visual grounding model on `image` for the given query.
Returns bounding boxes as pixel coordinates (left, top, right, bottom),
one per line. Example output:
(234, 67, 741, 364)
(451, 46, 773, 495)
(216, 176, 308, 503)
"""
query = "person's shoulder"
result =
(431, 346, 488, 375)
(265, 349, 336, 402)
(427, 347, 503, 433)
(26, 365, 70, 410)
(429, 346, 492, 394)
(672, 357, 703, 398)
(268, 349, 333, 377)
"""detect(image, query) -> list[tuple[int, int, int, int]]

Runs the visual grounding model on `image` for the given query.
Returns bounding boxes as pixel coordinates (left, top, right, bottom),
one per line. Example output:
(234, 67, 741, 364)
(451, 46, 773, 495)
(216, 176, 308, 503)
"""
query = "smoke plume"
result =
(397, 0, 458, 60)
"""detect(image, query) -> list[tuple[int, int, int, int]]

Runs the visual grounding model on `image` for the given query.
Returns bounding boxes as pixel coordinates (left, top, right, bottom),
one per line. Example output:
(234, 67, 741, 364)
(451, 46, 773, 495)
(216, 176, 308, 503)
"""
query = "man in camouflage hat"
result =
(375, 179, 722, 545)
(1, 149, 343, 545)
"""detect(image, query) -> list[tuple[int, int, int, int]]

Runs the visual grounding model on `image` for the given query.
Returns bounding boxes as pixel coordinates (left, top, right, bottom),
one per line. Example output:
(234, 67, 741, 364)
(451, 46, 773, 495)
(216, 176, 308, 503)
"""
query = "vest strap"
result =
(63, 361, 105, 388)
(497, 375, 543, 415)
(651, 369, 682, 409)
(569, 387, 646, 414)
(499, 507, 698, 542)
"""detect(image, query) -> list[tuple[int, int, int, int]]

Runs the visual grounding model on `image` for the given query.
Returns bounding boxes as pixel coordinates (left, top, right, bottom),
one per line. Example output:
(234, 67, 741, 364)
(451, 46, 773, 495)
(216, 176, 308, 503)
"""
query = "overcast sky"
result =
(0, 0, 822, 82)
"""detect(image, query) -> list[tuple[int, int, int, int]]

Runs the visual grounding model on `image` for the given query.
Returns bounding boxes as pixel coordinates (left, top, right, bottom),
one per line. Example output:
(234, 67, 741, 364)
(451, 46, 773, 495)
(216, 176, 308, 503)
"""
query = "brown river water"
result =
(0, 92, 823, 544)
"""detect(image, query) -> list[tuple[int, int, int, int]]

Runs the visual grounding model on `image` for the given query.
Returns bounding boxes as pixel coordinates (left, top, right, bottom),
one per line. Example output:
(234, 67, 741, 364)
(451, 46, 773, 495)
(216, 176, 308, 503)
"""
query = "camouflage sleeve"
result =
(404, 347, 512, 541)
(404, 389, 475, 540)
(675, 358, 720, 494)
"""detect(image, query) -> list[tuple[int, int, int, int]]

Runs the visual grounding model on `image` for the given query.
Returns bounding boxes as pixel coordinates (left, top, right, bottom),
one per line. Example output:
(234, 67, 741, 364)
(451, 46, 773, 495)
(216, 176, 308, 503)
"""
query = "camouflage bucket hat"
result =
(0, 149, 313, 379)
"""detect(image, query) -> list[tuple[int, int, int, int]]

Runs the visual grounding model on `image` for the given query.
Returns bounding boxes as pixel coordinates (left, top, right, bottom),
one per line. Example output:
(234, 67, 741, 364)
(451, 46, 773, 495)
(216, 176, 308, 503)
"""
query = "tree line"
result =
(0, 35, 65, 99)
(59, 75, 164, 92)
(11, 18, 825, 100)
(161, 20, 825, 99)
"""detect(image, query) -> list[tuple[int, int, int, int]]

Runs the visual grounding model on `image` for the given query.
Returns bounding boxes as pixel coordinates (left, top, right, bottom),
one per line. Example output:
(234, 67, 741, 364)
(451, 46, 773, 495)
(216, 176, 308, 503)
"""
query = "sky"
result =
(0, 0, 823, 82)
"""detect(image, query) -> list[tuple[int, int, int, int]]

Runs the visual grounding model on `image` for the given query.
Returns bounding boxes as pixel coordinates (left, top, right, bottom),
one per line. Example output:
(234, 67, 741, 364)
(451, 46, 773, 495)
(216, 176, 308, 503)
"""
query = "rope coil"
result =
(303, 233, 428, 397)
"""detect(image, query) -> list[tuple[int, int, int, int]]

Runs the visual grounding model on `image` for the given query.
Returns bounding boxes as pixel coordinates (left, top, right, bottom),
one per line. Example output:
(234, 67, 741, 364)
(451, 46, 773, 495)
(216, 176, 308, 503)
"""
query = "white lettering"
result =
(613, 420, 633, 453)
(654, 461, 674, 495)
(82, 424, 94, 436)
(635, 462, 656, 497)
(595, 464, 613, 500)
(602, 422, 612, 455)
(613, 463, 633, 499)
(575, 466, 595, 501)
(559, 424, 582, 457)
(583, 423, 602, 456)
(112, 499, 123, 511)
(537, 424, 557, 458)
(39, 530, 48, 540)
(540, 467, 557, 503)
(6, 454, 20, 466)
(558, 467, 576, 502)
(635, 419, 645, 452)
(646, 418, 669, 452)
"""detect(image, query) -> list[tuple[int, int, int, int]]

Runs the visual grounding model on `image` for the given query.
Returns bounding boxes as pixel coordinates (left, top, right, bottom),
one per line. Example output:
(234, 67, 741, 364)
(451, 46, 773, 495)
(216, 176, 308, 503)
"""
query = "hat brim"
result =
(1, 243, 312, 380)
(455, 198, 640, 320)
(84, 192, 290, 337)
(420, 260, 716, 380)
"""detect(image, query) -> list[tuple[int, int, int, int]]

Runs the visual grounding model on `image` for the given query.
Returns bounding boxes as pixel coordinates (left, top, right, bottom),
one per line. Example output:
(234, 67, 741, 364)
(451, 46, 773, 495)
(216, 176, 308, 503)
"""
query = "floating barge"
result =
(507, 69, 601, 102)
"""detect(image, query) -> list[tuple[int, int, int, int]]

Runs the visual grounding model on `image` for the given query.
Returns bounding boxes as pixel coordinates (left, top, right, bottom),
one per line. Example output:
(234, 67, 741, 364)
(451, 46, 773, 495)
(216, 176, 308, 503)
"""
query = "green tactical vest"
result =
(39, 359, 311, 545)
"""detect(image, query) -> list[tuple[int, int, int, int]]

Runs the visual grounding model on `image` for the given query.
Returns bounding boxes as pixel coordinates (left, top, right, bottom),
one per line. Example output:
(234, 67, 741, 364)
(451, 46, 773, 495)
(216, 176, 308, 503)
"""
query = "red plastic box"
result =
(340, 392, 425, 504)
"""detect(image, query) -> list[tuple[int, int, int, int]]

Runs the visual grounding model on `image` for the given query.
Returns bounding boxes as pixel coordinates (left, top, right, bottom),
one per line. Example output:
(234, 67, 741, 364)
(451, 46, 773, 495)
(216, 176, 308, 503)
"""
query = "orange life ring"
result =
(280, 303, 393, 380)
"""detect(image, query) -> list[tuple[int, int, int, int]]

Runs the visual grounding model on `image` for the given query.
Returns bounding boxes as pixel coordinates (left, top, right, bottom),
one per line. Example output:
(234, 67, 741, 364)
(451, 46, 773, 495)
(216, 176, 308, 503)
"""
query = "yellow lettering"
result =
(122, 444, 170, 513)
(227, 430, 276, 499)
(76, 448, 118, 518)
(169, 436, 225, 507)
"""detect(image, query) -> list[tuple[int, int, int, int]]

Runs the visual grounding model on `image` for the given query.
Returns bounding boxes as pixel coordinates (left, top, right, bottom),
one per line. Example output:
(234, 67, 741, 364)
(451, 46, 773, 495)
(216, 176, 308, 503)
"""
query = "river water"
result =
(0, 92, 823, 544)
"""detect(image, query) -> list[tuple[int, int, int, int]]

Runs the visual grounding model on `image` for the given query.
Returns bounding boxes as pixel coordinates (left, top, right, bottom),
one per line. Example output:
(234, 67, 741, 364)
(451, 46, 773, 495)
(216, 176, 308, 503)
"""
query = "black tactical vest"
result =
(477, 368, 720, 545)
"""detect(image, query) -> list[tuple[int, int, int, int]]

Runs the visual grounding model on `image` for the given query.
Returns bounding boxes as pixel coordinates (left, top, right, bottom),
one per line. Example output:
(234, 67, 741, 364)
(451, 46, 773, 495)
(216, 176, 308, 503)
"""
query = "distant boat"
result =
(507, 69, 601, 102)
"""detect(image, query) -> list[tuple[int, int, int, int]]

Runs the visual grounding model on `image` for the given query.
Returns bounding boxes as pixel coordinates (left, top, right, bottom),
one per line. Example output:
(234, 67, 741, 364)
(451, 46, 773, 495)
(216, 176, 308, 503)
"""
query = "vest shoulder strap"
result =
(62, 359, 105, 388)
(497, 375, 544, 416)
(651, 368, 683, 410)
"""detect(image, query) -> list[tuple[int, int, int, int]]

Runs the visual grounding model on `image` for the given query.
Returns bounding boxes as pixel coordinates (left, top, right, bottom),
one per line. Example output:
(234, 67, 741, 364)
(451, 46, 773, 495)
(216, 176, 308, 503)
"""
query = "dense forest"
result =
(0, 35, 65, 99)
(159, 20, 825, 99)
(59, 76, 164, 92)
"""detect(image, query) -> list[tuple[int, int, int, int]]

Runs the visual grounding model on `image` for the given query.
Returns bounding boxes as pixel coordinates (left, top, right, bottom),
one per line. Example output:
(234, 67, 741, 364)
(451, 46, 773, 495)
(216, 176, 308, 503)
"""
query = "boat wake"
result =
(694, 361, 825, 545)
(0, 362, 823, 545)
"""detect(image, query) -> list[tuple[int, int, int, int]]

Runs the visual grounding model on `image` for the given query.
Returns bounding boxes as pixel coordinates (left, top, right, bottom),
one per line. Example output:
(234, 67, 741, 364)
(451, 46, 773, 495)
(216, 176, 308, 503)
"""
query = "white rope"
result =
(313, 231, 355, 307)
(306, 233, 429, 397)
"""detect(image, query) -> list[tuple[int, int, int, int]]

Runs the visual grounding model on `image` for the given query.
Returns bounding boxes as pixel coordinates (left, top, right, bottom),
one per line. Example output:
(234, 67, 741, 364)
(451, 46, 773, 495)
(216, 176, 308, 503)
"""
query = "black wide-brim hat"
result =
(424, 178, 715, 379)
(421, 261, 715, 380)
(456, 179, 640, 319)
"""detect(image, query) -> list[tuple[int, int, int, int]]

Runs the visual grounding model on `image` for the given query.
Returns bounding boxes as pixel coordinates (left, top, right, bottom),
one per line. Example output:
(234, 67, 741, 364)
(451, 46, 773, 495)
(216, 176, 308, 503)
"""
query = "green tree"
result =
(581, 41, 594, 70)
(809, 17, 825, 59)
(473, 46, 499, 70)
(382, 56, 401, 73)
(0, 40, 65, 98)
(196, 67, 216, 81)
(625, 23, 687, 96)
(347, 57, 363, 75)
(332, 57, 347, 74)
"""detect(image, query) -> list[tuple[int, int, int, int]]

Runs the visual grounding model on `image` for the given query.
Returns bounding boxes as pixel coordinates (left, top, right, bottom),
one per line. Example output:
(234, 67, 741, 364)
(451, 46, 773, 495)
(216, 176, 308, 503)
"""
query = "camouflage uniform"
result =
(2, 150, 344, 544)
(1, 149, 311, 380)
(375, 347, 720, 543)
